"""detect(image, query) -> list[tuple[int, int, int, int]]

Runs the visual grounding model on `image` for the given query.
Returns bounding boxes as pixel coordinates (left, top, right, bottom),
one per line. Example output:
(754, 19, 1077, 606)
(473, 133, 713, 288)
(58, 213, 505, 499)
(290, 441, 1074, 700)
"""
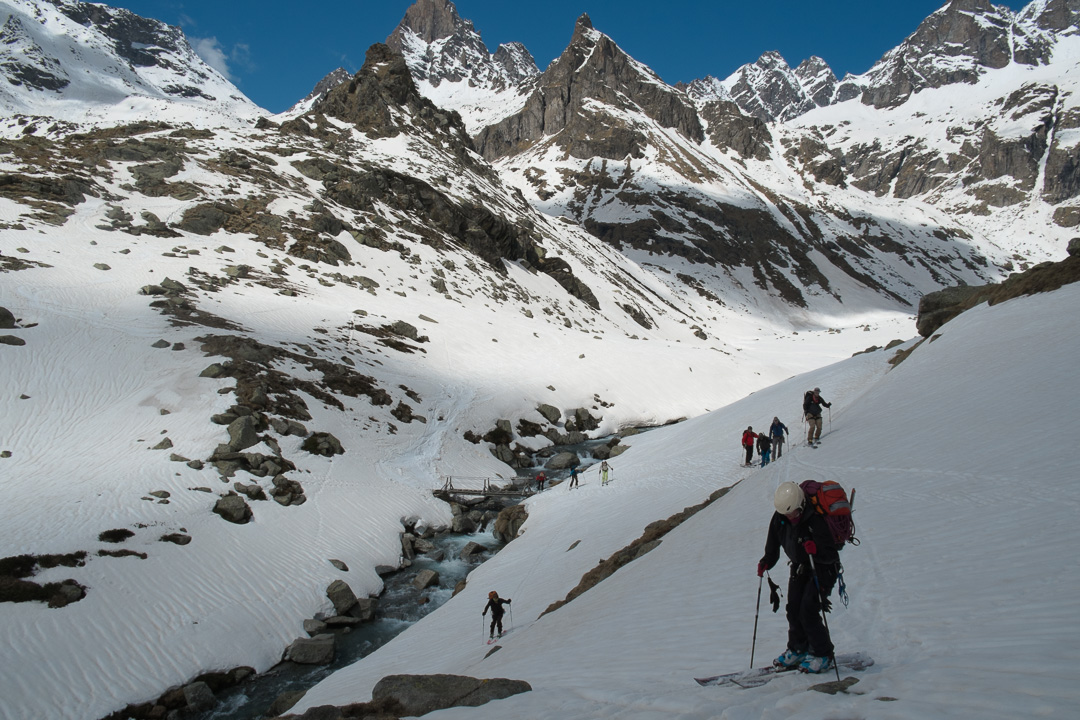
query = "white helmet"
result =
(773, 482, 805, 515)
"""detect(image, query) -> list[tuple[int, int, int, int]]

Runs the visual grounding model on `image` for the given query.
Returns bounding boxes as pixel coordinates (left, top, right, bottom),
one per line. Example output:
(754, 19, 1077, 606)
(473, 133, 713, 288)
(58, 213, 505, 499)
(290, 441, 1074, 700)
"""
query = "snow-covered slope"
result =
(292, 280, 1080, 719)
(0, 0, 262, 129)
(0, 27, 917, 720)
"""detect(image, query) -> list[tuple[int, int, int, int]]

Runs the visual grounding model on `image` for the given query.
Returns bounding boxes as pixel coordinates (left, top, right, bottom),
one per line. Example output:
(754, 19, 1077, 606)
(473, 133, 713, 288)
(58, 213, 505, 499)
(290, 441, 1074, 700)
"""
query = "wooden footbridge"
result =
(433, 476, 535, 501)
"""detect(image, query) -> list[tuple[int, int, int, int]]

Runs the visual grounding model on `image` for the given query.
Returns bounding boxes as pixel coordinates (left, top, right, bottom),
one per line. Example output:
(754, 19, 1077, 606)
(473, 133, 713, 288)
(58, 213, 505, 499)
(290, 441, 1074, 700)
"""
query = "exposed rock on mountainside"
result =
(475, 14, 703, 162)
(916, 241, 1080, 336)
(386, 0, 539, 92)
(0, 0, 260, 124)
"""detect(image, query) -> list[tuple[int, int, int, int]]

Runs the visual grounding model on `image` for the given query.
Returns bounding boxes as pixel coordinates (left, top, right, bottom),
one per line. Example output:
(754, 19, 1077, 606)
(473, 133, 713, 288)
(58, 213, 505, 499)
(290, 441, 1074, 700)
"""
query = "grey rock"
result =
(0, 335, 26, 346)
(265, 690, 307, 718)
(151, 437, 173, 450)
(545, 451, 580, 470)
(349, 597, 377, 621)
(371, 674, 532, 717)
(459, 541, 488, 562)
(183, 681, 215, 712)
(304, 618, 328, 636)
(0, 307, 16, 329)
(199, 363, 229, 378)
(329, 558, 349, 572)
(493, 505, 529, 544)
(301, 432, 344, 456)
(212, 493, 253, 524)
(233, 482, 267, 501)
(412, 569, 440, 590)
(326, 579, 359, 615)
(286, 634, 335, 665)
(226, 415, 260, 452)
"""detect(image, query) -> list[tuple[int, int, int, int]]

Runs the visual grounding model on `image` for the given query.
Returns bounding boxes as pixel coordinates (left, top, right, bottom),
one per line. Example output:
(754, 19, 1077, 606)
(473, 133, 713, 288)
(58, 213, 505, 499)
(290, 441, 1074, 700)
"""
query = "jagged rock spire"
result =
(387, 0, 468, 46)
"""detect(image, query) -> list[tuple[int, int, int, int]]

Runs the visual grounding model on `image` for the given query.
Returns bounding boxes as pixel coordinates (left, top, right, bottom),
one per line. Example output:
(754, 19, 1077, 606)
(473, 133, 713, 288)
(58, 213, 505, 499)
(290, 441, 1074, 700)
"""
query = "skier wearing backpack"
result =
(756, 481, 840, 674)
(741, 426, 758, 467)
(802, 388, 831, 446)
(482, 590, 512, 639)
(769, 417, 788, 459)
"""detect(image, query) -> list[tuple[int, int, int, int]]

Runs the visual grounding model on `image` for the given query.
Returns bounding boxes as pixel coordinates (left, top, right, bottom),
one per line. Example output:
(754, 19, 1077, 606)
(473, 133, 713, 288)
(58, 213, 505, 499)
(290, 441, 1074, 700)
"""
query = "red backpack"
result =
(800, 480, 857, 547)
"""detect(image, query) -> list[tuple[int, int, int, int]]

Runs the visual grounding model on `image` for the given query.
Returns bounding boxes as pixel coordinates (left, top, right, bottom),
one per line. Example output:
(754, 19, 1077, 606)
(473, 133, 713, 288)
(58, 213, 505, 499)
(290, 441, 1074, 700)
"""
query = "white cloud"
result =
(191, 36, 233, 80)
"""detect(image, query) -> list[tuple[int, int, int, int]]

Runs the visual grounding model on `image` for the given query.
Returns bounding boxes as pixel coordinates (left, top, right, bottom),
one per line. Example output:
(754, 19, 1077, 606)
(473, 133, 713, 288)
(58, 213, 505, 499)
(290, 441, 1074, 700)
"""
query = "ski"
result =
(486, 629, 513, 645)
(694, 651, 873, 688)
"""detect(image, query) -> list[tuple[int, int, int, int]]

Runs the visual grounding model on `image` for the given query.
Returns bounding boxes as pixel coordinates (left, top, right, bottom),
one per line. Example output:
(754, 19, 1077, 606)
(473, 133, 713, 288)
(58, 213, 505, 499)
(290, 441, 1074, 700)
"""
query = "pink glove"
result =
(803, 540, 817, 555)
(757, 562, 766, 577)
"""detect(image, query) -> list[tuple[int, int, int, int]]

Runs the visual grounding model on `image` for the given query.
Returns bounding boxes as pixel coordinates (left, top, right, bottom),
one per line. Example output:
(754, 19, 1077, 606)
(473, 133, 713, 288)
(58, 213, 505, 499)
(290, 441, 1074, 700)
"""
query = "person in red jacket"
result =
(741, 426, 758, 467)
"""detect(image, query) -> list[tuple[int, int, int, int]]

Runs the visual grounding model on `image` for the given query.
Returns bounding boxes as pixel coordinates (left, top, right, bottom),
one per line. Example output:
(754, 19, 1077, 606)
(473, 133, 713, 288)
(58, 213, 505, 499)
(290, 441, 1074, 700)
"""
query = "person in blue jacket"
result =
(770, 417, 789, 459)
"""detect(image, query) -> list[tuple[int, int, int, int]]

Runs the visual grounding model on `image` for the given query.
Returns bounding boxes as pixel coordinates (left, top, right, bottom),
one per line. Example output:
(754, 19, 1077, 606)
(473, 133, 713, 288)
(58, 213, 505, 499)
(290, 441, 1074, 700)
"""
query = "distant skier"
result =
(757, 481, 840, 674)
(741, 426, 759, 467)
(600, 460, 612, 486)
(756, 433, 772, 467)
(770, 417, 789, 459)
(483, 590, 512, 639)
(536, 471, 546, 492)
(568, 464, 580, 490)
(803, 388, 832, 446)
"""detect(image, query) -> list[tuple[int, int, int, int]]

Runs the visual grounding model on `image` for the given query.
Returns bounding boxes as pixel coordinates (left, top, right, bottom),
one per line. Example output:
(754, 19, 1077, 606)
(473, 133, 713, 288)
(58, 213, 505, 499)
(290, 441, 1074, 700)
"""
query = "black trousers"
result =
(786, 563, 836, 657)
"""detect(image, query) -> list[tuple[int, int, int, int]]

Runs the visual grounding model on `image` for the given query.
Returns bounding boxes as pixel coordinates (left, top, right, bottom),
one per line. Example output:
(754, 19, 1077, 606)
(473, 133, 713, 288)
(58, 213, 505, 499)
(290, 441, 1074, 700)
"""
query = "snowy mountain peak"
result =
(0, 0, 261, 128)
(385, 0, 538, 92)
(712, 50, 836, 122)
(388, 0, 469, 44)
(854, 0, 1055, 108)
(1024, 0, 1080, 33)
(474, 13, 703, 161)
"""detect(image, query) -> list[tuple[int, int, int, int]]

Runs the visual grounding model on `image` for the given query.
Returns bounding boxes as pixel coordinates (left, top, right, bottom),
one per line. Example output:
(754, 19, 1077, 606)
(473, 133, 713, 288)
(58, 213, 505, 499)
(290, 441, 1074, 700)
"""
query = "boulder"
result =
(226, 415, 260, 452)
(451, 514, 477, 533)
(916, 284, 989, 337)
(301, 432, 344, 456)
(326, 579, 359, 615)
(460, 541, 488, 562)
(287, 634, 335, 665)
(182, 681, 215, 712)
(349, 596, 377, 621)
(545, 451, 579, 470)
(371, 674, 532, 717)
(212, 493, 252, 524)
(304, 619, 328, 636)
(412, 569, 440, 590)
(493, 505, 528, 544)
(0, 306, 16, 329)
(536, 403, 560, 424)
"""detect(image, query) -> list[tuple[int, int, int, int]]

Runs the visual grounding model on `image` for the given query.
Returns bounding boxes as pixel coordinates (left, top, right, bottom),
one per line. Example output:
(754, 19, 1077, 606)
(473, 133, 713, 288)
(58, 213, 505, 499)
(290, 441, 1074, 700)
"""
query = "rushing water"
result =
(193, 527, 503, 720)
(191, 430, 644, 719)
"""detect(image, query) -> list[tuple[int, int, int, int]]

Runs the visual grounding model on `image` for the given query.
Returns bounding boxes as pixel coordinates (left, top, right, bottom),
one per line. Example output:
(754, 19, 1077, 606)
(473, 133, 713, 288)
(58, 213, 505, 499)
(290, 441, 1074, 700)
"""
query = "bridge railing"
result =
(436, 476, 534, 497)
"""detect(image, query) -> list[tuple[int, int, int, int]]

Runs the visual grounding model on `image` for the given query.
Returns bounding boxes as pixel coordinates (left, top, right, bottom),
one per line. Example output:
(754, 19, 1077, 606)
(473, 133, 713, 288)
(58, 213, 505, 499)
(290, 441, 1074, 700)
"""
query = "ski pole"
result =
(750, 573, 764, 668)
(481, 613, 486, 644)
(807, 554, 841, 682)
(828, 406, 832, 435)
(509, 603, 514, 632)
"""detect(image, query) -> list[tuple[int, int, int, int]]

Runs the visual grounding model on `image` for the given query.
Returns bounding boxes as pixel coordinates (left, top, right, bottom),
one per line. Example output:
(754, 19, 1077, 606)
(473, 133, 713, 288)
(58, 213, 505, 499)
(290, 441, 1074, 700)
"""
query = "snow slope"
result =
(0, 160, 910, 719)
(293, 281, 1080, 719)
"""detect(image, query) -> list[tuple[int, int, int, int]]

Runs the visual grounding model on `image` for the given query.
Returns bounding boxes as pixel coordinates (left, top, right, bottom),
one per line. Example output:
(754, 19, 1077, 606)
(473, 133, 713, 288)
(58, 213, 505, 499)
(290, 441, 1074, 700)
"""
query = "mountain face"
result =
(0, 0, 261, 127)
(683, 52, 838, 122)
(386, 0, 539, 94)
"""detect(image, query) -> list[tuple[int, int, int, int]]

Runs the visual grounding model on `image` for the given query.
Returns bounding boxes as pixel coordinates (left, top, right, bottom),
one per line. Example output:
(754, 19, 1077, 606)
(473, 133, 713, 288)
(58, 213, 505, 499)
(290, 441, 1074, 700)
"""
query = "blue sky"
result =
(114, 0, 1031, 113)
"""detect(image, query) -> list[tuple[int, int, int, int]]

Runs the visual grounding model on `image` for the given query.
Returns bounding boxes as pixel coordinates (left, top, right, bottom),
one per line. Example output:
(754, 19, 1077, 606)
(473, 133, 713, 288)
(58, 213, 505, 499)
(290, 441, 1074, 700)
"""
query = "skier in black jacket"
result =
(483, 591, 512, 639)
(802, 388, 831, 446)
(757, 481, 839, 674)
